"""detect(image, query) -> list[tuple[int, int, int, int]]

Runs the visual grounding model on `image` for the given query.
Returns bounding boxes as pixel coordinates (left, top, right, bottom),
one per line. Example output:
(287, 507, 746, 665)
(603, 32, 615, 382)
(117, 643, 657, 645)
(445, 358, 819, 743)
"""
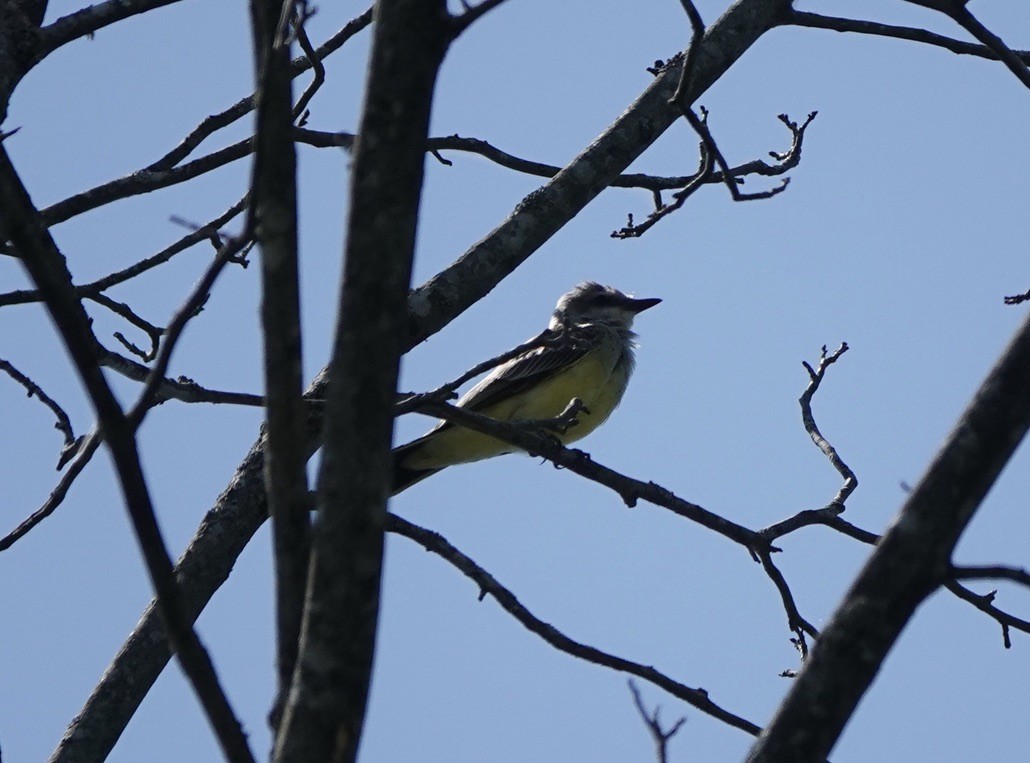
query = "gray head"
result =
(549, 282, 661, 330)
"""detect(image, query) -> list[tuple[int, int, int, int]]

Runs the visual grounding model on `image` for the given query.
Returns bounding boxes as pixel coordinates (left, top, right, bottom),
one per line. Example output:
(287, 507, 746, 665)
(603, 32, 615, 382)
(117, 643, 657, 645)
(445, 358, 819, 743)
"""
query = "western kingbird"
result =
(391, 282, 660, 494)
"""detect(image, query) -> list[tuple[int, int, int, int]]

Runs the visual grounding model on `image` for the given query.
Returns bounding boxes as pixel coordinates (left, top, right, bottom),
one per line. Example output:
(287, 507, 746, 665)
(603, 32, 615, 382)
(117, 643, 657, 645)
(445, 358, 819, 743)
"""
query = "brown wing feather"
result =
(457, 336, 595, 413)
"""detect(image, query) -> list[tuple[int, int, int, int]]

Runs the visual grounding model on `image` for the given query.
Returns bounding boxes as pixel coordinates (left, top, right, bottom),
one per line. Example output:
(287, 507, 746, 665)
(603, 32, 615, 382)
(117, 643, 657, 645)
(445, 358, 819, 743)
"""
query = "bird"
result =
(391, 282, 661, 495)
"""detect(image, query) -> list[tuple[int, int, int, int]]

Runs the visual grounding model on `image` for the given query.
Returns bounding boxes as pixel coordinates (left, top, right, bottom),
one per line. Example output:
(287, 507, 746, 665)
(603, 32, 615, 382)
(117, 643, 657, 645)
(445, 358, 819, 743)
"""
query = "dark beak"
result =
(627, 296, 661, 313)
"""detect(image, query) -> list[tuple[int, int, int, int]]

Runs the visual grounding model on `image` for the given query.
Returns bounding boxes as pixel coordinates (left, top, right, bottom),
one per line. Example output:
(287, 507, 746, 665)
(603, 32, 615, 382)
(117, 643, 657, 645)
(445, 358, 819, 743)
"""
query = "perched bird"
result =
(391, 282, 660, 495)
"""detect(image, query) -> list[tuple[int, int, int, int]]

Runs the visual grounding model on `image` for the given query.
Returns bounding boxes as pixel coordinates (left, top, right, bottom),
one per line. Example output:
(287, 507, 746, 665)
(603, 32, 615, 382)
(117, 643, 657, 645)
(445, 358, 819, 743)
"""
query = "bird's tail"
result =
(390, 437, 444, 496)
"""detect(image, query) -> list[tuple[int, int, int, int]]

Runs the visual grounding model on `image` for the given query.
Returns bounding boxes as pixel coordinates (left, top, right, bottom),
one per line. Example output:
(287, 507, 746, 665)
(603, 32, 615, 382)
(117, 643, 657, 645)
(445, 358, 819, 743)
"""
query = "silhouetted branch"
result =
(1004, 288, 1030, 306)
(800, 343, 857, 507)
(786, 10, 1030, 65)
(951, 564, 1030, 588)
(611, 112, 813, 238)
(37, 0, 184, 58)
(0, 429, 102, 552)
(906, 1, 1030, 89)
(101, 348, 263, 406)
(628, 679, 687, 763)
(448, 0, 511, 36)
(0, 143, 254, 762)
(127, 230, 252, 426)
(0, 196, 248, 307)
(249, 0, 311, 733)
(0, 357, 77, 461)
(748, 313, 1030, 762)
(148, 6, 372, 172)
(388, 513, 758, 734)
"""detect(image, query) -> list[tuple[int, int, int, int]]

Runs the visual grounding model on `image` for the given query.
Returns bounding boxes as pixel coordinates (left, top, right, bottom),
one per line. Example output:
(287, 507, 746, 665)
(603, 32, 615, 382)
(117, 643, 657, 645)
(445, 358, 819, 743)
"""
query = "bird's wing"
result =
(453, 329, 599, 415)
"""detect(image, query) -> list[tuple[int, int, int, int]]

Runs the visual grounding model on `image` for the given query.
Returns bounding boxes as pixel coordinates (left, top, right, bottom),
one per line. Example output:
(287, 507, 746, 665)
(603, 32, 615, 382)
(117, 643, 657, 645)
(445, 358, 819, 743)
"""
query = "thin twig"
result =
(0, 358, 77, 460)
(628, 679, 687, 763)
(291, 14, 325, 123)
(147, 6, 372, 172)
(86, 292, 164, 361)
(127, 231, 251, 426)
(100, 348, 263, 406)
(0, 196, 248, 307)
(611, 112, 814, 239)
(0, 429, 103, 552)
(800, 343, 857, 507)
(295, 128, 790, 193)
(1003, 288, 1030, 306)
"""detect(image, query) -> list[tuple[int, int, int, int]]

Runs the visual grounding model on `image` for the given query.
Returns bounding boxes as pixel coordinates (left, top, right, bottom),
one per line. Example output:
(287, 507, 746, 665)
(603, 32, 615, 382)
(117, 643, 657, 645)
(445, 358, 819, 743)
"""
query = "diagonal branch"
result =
(388, 513, 758, 735)
(0, 143, 254, 762)
(786, 10, 1030, 66)
(748, 313, 1030, 762)
(0, 357, 77, 461)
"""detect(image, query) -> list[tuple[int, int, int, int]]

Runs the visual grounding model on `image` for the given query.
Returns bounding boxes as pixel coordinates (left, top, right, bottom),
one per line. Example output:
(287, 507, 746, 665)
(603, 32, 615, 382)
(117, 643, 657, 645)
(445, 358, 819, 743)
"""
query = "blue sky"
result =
(1, 1, 1028, 761)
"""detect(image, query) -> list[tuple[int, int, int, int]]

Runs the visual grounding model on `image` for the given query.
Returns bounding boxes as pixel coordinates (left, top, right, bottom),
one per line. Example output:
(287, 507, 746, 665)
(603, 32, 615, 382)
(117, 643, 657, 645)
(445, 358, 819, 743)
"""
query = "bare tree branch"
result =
(943, 3, 1030, 89)
(101, 348, 264, 406)
(943, 579, 1030, 649)
(1003, 288, 1030, 306)
(0, 357, 77, 461)
(0, 196, 248, 307)
(37, 0, 184, 58)
(800, 343, 857, 508)
(273, 0, 450, 758)
(388, 513, 756, 734)
(951, 564, 1030, 588)
(0, 429, 102, 553)
(748, 313, 1030, 762)
(786, 10, 1030, 65)
(40, 138, 253, 227)
(0, 143, 254, 762)
(249, 0, 311, 733)
(148, 6, 372, 172)
(628, 680, 688, 763)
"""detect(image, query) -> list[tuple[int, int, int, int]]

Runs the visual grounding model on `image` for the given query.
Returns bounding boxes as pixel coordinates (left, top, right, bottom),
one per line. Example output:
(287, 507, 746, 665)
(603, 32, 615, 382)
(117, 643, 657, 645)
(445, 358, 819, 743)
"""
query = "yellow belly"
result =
(402, 345, 631, 470)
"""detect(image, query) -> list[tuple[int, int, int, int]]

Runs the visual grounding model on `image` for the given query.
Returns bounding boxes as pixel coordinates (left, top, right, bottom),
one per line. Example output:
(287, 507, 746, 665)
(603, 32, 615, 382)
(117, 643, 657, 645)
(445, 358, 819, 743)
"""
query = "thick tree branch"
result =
(249, 0, 311, 732)
(748, 313, 1030, 762)
(273, 0, 450, 760)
